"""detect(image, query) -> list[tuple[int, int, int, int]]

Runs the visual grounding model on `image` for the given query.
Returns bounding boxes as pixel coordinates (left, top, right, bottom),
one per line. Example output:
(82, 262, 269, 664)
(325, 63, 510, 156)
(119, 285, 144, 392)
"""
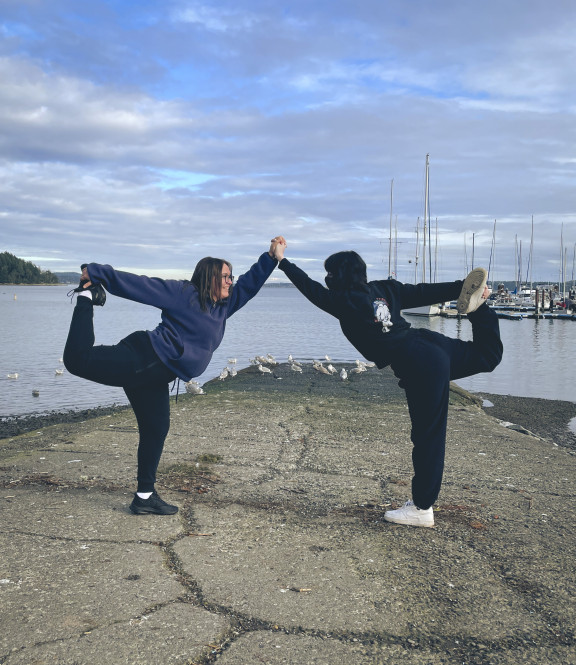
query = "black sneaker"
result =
(67, 266, 107, 307)
(129, 490, 178, 515)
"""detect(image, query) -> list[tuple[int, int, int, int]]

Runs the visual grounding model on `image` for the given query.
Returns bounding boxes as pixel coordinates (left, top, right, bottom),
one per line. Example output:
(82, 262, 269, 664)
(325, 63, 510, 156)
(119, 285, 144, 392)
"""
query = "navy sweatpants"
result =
(389, 304, 503, 509)
(63, 297, 177, 492)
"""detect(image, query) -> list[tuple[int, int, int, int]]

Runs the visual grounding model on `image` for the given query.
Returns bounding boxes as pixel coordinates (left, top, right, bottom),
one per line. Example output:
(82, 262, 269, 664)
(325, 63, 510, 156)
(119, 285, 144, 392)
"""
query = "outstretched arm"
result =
(276, 248, 338, 317)
(226, 237, 284, 315)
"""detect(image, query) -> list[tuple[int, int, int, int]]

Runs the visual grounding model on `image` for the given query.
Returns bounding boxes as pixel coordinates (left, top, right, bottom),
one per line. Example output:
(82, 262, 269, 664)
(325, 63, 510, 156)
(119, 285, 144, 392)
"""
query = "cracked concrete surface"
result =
(0, 364, 575, 664)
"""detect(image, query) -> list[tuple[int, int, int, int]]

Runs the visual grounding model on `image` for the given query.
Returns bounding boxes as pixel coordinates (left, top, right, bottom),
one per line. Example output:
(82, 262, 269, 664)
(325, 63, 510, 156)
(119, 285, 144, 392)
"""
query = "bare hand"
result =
(269, 235, 287, 259)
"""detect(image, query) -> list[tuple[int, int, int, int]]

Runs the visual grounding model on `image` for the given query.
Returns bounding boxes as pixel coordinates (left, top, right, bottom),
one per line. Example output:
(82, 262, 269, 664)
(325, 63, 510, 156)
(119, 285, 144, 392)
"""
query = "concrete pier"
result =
(1, 364, 575, 664)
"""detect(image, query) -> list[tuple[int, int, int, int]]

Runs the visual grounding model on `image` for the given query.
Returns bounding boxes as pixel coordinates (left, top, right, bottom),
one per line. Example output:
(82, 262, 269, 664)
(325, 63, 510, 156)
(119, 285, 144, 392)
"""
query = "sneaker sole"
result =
(129, 505, 178, 515)
(383, 516, 435, 528)
(457, 268, 488, 314)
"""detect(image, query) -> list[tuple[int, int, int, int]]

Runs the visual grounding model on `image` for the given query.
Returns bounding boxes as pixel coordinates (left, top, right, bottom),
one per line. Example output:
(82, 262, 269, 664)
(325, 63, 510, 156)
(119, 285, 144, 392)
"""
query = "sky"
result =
(1, 0, 575, 285)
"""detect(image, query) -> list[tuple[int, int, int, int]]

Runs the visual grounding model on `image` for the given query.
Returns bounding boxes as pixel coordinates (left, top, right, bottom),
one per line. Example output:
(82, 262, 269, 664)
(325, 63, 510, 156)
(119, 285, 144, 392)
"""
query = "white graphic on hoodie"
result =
(374, 299, 393, 333)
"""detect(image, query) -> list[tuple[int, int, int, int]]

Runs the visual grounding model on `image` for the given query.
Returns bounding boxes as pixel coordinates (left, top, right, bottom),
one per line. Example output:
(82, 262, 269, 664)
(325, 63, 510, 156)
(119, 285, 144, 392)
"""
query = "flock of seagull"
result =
(183, 354, 377, 394)
(6, 355, 377, 399)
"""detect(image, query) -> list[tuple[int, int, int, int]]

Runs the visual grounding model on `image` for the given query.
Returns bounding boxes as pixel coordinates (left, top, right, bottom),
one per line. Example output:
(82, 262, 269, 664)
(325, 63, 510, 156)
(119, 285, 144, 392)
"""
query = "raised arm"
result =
(225, 237, 285, 315)
(276, 247, 338, 317)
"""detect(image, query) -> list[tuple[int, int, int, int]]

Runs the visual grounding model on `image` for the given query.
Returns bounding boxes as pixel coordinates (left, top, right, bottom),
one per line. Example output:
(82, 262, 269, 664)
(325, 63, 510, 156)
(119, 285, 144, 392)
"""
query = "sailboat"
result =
(403, 154, 442, 317)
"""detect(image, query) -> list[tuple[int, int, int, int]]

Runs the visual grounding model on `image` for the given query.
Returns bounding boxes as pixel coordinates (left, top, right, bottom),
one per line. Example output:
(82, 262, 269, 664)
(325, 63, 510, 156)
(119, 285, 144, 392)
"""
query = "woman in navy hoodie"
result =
(64, 237, 285, 515)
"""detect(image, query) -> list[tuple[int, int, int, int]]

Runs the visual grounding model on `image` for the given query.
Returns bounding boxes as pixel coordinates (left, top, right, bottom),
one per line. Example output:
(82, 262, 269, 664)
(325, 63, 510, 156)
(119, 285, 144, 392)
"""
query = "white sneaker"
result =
(384, 500, 435, 528)
(457, 268, 488, 314)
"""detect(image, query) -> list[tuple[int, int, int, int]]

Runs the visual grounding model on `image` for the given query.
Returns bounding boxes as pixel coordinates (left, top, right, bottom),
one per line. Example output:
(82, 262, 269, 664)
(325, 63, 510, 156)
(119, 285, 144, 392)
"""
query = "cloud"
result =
(0, 0, 574, 284)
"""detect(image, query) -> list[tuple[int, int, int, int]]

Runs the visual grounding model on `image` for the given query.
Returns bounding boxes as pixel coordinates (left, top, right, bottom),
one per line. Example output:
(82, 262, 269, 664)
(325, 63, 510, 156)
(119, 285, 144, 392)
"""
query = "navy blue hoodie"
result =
(87, 252, 277, 380)
(278, 258, 462, 368)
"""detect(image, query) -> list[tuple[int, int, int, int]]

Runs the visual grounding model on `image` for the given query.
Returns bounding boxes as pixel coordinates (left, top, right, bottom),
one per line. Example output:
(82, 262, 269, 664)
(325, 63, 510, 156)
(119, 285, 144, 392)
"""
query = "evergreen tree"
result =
(0, 252, 59, 284)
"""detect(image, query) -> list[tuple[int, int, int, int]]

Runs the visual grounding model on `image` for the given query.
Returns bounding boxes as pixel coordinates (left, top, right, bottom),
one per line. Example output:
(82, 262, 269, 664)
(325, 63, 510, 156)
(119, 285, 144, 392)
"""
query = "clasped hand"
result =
(269, 235, 287, 261)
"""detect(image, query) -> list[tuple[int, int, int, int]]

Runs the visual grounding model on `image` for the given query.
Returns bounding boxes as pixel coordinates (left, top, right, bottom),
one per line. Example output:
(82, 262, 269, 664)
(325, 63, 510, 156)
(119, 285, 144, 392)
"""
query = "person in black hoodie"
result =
(274, 243, 503, 528)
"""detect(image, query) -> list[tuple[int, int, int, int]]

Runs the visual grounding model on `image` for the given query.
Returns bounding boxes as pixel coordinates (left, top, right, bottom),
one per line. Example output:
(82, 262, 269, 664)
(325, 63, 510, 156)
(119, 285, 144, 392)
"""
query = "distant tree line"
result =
(0, 251, 59, 284)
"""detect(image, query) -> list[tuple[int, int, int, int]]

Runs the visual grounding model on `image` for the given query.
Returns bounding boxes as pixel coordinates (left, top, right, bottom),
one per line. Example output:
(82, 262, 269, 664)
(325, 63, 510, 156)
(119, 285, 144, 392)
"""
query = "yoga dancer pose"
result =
(273, 242, 503, 527)
(64, 237, 285, 515)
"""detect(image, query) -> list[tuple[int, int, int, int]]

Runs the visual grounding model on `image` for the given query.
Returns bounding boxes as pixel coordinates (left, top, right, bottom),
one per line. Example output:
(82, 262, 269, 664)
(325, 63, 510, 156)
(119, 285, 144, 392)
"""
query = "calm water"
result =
(1, 285, 575, 418)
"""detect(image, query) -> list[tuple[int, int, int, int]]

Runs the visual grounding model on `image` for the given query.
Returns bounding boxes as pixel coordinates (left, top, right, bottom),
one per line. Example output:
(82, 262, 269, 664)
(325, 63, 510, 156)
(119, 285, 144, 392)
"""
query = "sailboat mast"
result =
(388, 179, 394, 278)
(415, 217, 420, 282)
(528, 216, 534, 290)
(422, 154, 429, 283)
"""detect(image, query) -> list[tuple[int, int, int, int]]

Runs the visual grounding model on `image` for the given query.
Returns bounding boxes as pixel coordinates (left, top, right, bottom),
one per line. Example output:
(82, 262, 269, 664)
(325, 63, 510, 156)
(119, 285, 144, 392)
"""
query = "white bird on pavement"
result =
(326, 364, 337, 374)
(314, 363, 331, 375)
(259, 364, 272, 374)
(185, 380, 205, 395)
(219, 368, 229, 380)
(290, 363, 303, 373)
(340, 369, 348, 381)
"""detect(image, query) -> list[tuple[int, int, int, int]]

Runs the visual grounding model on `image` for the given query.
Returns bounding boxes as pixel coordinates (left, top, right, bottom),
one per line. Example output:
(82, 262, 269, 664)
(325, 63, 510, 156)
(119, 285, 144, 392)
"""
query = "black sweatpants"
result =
(63, 297, 177, 492)
(389, 304, 503, 509)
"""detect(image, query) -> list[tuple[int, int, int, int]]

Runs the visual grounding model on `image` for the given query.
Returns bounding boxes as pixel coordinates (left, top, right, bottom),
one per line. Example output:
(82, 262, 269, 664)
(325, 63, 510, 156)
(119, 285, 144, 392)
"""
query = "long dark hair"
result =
(190, 257, 233, 310)
(324, 251, 367, 290)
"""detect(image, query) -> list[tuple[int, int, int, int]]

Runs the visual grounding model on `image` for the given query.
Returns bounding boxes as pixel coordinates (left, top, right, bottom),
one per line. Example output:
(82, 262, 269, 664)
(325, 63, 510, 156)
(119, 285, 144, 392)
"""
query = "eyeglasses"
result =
(222, 273, 234, 283)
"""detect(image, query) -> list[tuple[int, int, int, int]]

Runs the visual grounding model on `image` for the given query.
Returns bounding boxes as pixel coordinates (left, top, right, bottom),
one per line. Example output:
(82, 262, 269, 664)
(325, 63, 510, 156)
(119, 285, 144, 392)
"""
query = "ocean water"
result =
(1, 284, 575, 418)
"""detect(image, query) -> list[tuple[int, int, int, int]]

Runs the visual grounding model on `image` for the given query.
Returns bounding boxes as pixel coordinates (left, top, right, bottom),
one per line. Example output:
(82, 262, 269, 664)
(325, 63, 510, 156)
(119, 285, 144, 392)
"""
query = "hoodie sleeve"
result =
(277, 258, 339, 317)
(86, 263, 183, 308)
(226, 252, 278, 316)
(394, 279, 464, 309)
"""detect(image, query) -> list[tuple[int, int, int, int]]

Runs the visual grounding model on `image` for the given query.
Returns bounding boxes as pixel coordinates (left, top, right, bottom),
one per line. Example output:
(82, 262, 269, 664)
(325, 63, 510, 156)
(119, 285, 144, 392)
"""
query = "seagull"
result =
(340, 369, 348, 381)
(219, 368, 229, 380)
(7, 373, 18, 379)
(258, 364, 272, 374)
(324, 355, 332, 362)
(255, 355, 269, 364)
(351, 365, 366, 374)
(185, 380, 204, 395)
(55, 369, 64, 375)
(364, 361, 376, 368)
(229, 367, 237, 377)
(314, 363, 331, 375)
(227, 358, 237, 364)
(266, 354, 278, 365)
(326, 364, 337, 374)
(288, 354, 294, 362)
(249, 357, 261, 365)
(290, 363, 302, 373)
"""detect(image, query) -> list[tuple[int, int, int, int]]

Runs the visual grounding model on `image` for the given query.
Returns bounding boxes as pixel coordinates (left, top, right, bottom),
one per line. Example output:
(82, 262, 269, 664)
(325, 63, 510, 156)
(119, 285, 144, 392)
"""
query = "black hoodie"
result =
(278, 258, 462, 368)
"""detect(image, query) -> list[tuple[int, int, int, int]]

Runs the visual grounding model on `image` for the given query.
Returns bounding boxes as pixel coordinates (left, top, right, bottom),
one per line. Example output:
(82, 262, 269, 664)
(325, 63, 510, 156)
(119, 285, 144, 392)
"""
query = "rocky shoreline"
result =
(478, 392, 576, 451)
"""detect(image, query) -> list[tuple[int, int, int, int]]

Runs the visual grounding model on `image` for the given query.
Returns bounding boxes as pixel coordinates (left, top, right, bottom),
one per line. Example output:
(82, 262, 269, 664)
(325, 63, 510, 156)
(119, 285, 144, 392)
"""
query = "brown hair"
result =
(190, 257, 233, 310)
